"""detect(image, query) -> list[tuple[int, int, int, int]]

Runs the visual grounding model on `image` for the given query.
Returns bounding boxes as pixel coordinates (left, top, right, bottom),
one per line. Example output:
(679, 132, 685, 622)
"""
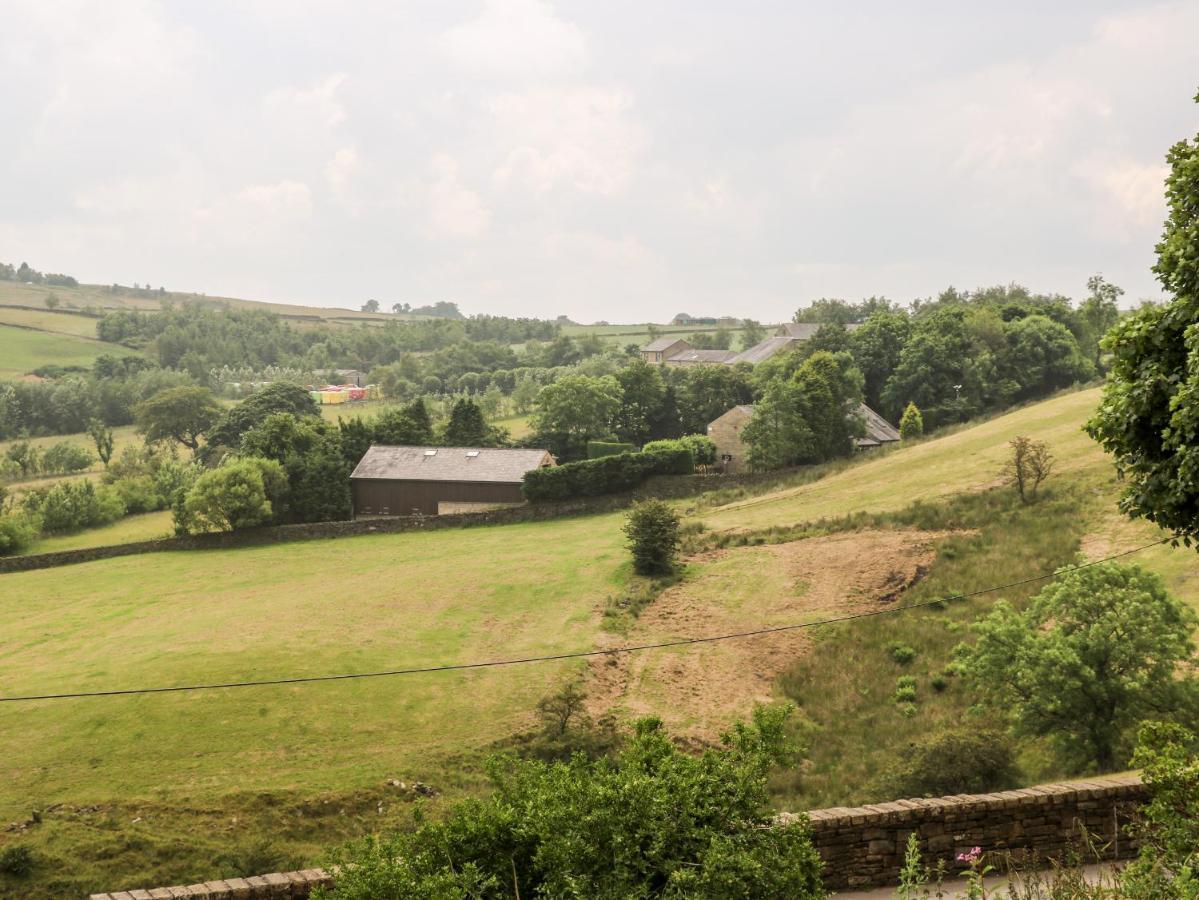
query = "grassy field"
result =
(0, 324, 138, 379)
(0, 306, 101, 338)
(698, 388, 1106, 532)
(3, 386, 1197, 896)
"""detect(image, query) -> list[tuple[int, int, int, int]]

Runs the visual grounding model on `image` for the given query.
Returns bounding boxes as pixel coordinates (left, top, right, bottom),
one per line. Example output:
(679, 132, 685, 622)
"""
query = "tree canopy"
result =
(959, 562, 1197, 772)
(1087, 91, 1199, 545)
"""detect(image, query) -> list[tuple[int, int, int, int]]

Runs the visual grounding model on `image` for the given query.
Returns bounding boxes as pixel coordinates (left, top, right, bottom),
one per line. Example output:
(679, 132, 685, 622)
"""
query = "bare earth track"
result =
(587, 528, 951, 742)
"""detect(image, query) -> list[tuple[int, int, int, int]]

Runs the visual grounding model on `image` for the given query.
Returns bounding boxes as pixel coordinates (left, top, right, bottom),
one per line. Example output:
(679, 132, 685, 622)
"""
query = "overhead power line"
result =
(0, 537, 1173, 704)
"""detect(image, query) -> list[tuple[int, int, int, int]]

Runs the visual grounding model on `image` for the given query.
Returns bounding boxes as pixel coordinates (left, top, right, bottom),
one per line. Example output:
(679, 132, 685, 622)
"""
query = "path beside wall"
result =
(89, 776, 1148, 898)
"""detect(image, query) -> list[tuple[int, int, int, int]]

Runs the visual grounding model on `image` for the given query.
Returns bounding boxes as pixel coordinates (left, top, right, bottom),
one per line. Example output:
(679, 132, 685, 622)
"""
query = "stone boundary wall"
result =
(88, 868, 333, 899)
(0, 467, 796, 575)
(790, 774, 1148, 890)
(91, 776, 1148, 898)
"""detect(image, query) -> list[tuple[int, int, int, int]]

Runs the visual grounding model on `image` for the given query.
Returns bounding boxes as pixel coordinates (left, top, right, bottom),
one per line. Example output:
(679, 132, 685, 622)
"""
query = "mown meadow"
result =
(2, 386, 1196, 896)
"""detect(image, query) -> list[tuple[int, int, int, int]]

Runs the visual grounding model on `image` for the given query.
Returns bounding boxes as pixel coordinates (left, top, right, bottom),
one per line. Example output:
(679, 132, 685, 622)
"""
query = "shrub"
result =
(22, 481, 125, 533)
(644, 434, 717, 466)
(111, 475, 166, 514)
(0, 845, 33, 877)
(930, 675, 949, 693)
(181, 457, 288, 532)
(587, 440, 636, 459)
(0, 513, 39, 556)
(623, 499, 681, 576)
(887, 642, 918, 665)
(40, 441, 93, 474)
(522, 446, 694, 503)
(872, 726, 1018, 799)
(314, 706, 824, 900)
(894, 675, 917, 704)
(899, 402, 923, 439)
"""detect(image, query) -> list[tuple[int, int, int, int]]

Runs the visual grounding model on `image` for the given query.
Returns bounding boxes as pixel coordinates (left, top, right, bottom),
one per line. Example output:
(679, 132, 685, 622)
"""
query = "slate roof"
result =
(667, 348, 740, 363)
(709, 403, 900, 444)
(732, 336, 802, 364)
(776, 322, 862, 339)
(351, 445, 553, 483)
(855, 404, 901, 444)
(643, 337, 689, 352)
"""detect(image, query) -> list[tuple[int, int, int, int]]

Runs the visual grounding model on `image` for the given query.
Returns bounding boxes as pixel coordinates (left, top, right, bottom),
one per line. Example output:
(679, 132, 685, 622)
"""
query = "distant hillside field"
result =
(0, 322, 139, 379)
(4, 386, 1196, 897)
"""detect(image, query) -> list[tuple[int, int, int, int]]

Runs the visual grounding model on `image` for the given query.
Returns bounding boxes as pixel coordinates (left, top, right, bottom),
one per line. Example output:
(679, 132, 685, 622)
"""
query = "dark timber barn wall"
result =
(352, 478, 525, 517)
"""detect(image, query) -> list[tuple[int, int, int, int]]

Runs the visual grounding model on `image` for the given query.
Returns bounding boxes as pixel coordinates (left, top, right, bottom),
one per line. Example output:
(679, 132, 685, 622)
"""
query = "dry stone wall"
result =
(791, 774, 1148, 889)
(93, 776, 1148, 897)
(0, 467, 796, 575)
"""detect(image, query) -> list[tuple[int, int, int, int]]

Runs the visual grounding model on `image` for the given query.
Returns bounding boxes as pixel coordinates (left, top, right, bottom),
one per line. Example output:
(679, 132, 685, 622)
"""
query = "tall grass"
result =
(770, 482, 1098, 811)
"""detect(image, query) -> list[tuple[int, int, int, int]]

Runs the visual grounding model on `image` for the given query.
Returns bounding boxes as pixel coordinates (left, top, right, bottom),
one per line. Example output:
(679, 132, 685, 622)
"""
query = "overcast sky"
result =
(2, 1, 1196, 321)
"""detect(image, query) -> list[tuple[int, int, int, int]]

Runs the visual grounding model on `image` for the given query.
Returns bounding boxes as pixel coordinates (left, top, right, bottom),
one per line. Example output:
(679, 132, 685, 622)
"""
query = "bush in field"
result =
(40, 441, 93, 474)
(0, 845, 33, 877)
(0, 513, 39, 556)
(887, 642, 918, 665)
(1003, 435, 1054, 502)
(898, 402, 923, 439)
(960, 562, 1196, 772)
(624, 499, 681, 576)
(181, 457, 287, 532)
(3, 441, 40, 478)
(873, 726, 1018, 799)
(111, 474, 166, 514)
(22, 481, 125, 533)
(314, 706, 824, 900)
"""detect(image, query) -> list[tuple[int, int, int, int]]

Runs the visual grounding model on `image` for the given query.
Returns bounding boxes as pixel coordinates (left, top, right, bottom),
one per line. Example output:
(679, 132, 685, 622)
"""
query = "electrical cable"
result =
(0, 536, 1173, 703)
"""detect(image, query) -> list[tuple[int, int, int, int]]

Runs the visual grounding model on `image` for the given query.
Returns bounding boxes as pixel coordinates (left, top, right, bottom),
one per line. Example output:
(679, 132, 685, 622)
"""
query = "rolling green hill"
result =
(0, 323, 140, 379)
(2, 386, 1194, 896)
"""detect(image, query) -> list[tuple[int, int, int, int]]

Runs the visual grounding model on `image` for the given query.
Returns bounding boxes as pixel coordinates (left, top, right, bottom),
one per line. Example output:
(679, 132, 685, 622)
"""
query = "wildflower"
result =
(956, 846, 982, 864)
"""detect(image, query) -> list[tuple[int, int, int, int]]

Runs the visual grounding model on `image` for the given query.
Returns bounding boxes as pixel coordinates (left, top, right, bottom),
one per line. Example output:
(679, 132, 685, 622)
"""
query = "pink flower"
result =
(956, 846, 982, 864)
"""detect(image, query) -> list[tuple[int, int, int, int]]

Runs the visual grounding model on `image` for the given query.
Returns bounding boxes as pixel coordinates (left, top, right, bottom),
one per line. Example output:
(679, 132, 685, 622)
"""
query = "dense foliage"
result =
(315, 706, 824, 900)
(522, 446, 694, 503)
(1087, 92, 1199, 545)
(179, 457, 288, 533)
(959, 562, 1197, 772)
(624, 499, 682, 576)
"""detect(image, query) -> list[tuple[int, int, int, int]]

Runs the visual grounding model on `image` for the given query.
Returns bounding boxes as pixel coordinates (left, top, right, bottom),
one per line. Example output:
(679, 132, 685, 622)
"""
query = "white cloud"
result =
(326, 147, 360, 192)
(264, 73, 348, 130)
(489, 88, 640, 194)
(428, 154, 492, 239)
(439, 0, 586, 77)
(193, 181, 313, 245)
(1073, 157, 1171, 230)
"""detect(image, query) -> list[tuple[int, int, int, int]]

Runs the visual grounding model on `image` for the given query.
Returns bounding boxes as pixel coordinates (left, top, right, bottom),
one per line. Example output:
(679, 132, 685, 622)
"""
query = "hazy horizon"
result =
(3, 1, 1197, 320)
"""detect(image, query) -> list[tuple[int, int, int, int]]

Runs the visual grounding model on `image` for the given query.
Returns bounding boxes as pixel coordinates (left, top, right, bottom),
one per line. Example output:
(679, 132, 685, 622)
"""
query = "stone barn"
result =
(350, 445, 555, 517)
(707, 403, 901, 473)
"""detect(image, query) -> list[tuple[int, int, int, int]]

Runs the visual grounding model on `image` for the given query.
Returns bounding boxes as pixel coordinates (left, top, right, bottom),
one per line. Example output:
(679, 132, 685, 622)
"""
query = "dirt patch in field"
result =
(586, 528, 951, 743)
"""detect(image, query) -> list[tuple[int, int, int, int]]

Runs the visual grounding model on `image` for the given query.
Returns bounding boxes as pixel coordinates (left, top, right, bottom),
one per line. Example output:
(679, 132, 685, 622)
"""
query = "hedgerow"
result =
(522, 446, 694, 503)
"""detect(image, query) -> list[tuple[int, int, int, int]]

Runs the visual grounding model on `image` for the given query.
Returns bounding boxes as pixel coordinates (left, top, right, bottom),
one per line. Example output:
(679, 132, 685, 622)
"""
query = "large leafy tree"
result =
(531, 374, 623, 446)
(180, 457, 288, 532)
(1087, 92, 1199, 544)
(850, 310, 910, 409)
(316, 706, 823, 900)
(441, 398, 489, 446)
(1000, 314, 1093, 400)
(959, 562, 1196, 772)
(372, 399, 434, 446)
(135, 385, 223, 453)
(612, 359, 668, 445)
(205, 382, 320, 452)
(880, 306, 979, 425)
(673, 364, 754, 435)
(239, 413, 351, 523)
